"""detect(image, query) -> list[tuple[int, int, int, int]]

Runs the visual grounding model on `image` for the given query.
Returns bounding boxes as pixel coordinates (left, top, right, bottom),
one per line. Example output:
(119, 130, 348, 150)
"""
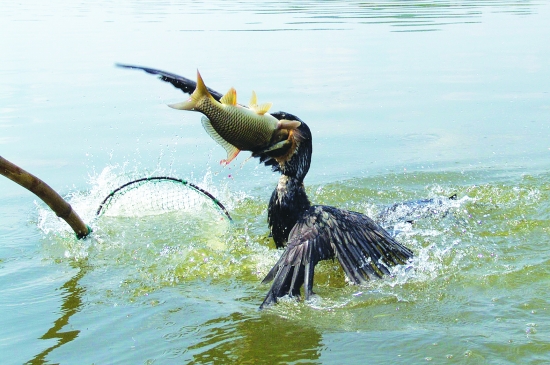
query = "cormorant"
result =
(117, 64, 414, 308)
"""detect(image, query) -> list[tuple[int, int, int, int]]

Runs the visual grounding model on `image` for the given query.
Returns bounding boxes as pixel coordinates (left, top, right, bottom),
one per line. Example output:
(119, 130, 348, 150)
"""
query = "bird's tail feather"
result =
(260, 254, 305, 309)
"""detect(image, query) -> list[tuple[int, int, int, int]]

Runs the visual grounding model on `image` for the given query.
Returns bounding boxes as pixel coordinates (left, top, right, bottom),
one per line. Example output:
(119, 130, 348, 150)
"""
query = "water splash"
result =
(35, 164, 279, 302)
(34, 169, 550, 312)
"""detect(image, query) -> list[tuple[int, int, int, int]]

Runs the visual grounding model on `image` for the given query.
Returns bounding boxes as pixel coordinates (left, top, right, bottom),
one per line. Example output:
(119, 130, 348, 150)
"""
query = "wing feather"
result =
(260, 205, 413, 308)
(116, 63, 225, 101)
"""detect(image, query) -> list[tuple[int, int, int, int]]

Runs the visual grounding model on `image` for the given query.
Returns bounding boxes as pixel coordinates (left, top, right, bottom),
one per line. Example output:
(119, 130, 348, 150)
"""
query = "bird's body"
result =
(257, 119, 413, 308)
(118, 64, 414, 308)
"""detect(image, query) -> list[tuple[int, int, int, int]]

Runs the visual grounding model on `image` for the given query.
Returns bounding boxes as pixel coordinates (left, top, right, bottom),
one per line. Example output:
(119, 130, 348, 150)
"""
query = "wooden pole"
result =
(0, 155, 91, 239)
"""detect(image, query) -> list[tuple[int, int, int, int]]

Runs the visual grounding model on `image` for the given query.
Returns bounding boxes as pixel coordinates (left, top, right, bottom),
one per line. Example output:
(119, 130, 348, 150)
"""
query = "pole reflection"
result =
(26, 262, 89, 365)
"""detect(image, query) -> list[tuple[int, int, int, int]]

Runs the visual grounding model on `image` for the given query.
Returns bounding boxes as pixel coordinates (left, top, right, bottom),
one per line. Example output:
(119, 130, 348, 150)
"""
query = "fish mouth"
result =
(254, 124, 302, 161)
(263, 119, 302, 156)
(277, 119, 301, 130)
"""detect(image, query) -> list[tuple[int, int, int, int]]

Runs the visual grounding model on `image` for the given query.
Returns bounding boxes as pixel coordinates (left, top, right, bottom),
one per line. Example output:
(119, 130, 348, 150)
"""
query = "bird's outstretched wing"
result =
(260, 205, 413, 308)
(116, 63, 299, 165)
(116, 63, 224, 101)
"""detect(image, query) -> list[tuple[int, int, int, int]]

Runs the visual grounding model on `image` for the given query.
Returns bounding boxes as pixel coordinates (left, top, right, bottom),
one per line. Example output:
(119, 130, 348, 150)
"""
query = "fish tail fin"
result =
(168, 70, 211, 110)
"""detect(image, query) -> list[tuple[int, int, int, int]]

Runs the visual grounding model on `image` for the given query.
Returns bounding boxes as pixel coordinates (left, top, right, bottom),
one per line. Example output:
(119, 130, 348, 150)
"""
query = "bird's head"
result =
(253, 112, 312, 181)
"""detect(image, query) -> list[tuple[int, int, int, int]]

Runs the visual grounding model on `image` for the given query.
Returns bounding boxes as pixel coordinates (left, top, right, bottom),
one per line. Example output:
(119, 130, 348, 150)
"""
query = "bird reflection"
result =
(185, 311, 322, 364)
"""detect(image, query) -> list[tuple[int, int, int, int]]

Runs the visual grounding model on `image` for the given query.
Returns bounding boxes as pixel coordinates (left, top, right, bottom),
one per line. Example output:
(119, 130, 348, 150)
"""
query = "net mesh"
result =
(96, 177, 231, 220)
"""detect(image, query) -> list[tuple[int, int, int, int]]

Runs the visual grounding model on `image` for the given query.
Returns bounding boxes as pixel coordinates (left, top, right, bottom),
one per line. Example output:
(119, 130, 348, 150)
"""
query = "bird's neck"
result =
(268, 175, 311, 248)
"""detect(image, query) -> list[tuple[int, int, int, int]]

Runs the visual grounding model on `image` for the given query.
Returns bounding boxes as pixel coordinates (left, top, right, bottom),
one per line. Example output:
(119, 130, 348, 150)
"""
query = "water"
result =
(1, 1, 549, 364)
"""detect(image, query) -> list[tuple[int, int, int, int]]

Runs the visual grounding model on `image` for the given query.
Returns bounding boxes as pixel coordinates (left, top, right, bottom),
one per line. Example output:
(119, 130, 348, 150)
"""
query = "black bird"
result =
(117, 64, 414, 308)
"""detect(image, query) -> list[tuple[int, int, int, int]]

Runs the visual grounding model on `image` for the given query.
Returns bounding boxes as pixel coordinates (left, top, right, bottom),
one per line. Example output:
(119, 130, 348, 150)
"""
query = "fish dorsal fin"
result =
(220, 87, 237, 106)
(252, 102, 272, 115)
(249, 91, 258, 107)
(249, 91, 272, 115)
(201, 116, 240, 165)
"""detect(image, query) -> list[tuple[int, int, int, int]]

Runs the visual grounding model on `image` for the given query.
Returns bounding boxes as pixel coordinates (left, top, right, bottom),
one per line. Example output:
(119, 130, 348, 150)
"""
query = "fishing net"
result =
(95, 176, 232, 221)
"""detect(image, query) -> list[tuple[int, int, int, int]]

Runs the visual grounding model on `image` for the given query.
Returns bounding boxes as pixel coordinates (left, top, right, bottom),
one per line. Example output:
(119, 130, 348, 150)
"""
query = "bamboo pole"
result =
(0, 155, 91, 239)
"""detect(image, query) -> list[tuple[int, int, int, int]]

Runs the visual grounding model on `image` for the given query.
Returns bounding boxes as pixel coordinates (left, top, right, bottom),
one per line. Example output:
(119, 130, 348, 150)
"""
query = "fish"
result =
(169, 70, 301, 165)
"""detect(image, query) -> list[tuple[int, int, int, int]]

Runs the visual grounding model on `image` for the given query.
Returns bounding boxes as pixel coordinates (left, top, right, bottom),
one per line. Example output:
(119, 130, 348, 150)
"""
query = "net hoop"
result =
(95, 176, 232, 221)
